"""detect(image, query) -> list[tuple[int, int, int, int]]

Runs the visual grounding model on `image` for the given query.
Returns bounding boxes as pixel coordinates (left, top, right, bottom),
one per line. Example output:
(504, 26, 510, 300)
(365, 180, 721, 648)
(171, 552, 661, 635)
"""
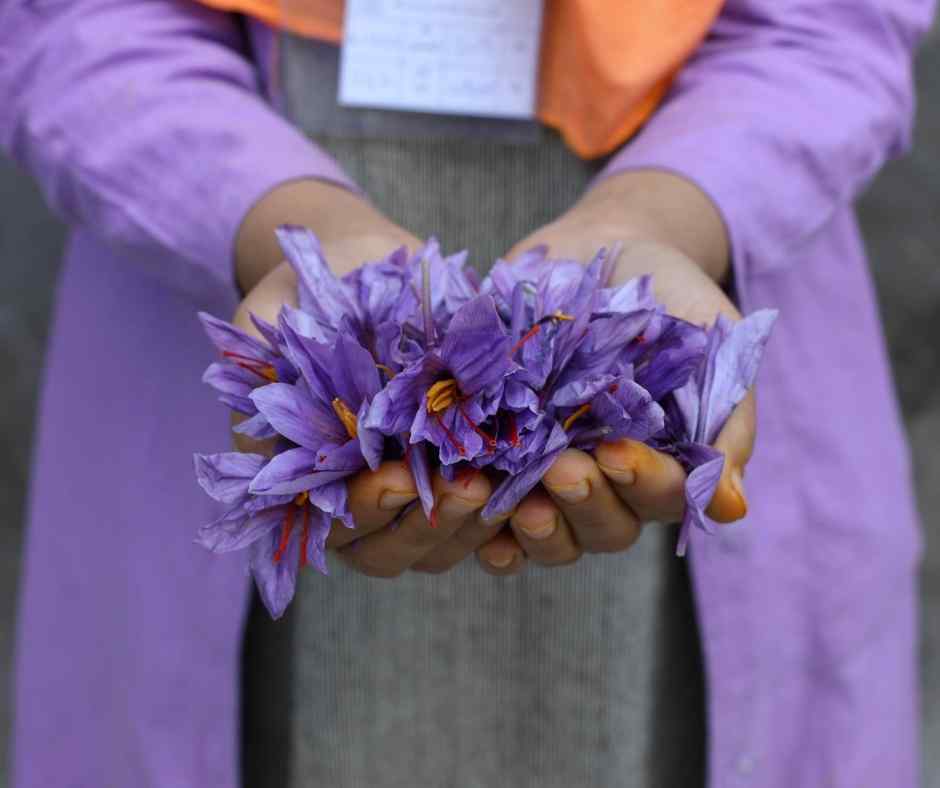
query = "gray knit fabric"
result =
(240, 40, 706, 788)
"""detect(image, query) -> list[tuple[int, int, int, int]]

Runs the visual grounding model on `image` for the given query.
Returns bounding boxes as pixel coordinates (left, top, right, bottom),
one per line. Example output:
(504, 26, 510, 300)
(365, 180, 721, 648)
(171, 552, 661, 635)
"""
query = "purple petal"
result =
(250, 529, 300, 620)
(629, 313, 709, 402)
(232, 411, 277, 440)
(276, 225, 362, 328)
(193, 452, 266, 503)
(303, 508, 333, 576)
(308, 480, 353, 528)
(202, 362, 257, 412)
(196, 505, 284, 553)
(481, 422, 569, 520)
(277, 304, 330, 343)
(439, 295, 511, 395)
(364, 357, 443, 436)
(674, 310, 778, 444)
(248, 447, 321, 495)
(602, 274, 657, 313)
(251, 380, 344, 448)
(198, 312, 277, 363)
(357, 398, 386, 471)
(250, 442, 364, 495)
(552, 374, 619, 408)
(675, 443, 725, 557)
(406, 440, 435, 518)
(592, 379, 665, 442)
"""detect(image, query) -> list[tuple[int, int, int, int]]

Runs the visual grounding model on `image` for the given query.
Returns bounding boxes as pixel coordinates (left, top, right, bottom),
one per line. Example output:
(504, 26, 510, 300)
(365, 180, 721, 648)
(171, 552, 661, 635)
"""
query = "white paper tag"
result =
(339, 0, 543, 120)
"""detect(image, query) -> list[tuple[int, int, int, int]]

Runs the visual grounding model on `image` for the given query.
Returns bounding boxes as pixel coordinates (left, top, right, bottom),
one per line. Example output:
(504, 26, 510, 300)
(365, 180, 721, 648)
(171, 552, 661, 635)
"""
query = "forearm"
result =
(581, 170, 730, 283)
(0, 0, 356, 295)
(599, 0, 933, 279)
(235, 179, 411, 292)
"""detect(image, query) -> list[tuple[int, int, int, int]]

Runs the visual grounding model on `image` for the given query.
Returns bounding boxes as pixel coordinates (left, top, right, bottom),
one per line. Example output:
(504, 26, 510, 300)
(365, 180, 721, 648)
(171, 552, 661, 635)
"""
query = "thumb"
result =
(233, 261, 298, 337)
(706, 392, 756, 523)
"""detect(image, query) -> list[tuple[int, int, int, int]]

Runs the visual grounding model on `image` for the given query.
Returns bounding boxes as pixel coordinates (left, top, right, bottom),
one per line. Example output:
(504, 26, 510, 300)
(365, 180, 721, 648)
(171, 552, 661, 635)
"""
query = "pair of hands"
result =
(232, 172, 754, 578)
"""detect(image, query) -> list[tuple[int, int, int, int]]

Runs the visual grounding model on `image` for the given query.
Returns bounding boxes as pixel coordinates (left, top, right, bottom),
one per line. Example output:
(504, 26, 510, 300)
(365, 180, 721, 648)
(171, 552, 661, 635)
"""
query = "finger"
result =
(542, 449, 642, 554)
(476, 529, 527, 576)
(234, 263, 298, 330)
(594, 439, 687, 524)
(509, 488, 581, 567)
(707, 392, 755, 523)
(337, 471, 491, 577)
(326, 461, 418, 549)
(411, 496, 510, 574)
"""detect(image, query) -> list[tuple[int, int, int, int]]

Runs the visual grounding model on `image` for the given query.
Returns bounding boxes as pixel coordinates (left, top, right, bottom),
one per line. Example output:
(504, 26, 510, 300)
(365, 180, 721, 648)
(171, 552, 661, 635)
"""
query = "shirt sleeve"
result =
(599, 0, 936, 284)
(0, 0, 358, 293)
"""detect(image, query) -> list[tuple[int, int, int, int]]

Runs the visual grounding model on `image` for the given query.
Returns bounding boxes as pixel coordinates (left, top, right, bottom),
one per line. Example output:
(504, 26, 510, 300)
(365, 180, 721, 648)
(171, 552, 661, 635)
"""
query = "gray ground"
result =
(1, 26, 939, 788)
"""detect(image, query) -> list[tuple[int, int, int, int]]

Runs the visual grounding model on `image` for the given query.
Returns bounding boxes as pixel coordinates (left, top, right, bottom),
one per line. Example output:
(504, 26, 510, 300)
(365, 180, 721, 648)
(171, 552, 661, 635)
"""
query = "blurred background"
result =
(1, 24, 939, 788)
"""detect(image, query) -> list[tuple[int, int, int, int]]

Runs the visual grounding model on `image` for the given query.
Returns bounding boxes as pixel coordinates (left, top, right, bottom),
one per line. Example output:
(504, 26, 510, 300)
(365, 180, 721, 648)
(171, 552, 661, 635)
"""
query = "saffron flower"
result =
(248, 326, 380, 503)
(194, 225, 778, 617)
(662, 310, 778, 555)
(198, 311, 297, 439)
(364, 295, 513, 467)
(194, 452, 342, 618)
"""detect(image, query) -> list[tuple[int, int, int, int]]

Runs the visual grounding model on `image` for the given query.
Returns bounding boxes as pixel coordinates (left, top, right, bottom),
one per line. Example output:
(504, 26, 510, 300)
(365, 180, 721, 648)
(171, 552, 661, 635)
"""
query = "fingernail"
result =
(549, 479, 591, 504)
(437, 494, 481, 519)
(379, 489, 418, 511)
(519, 516, 556, 541)
(481, 510, 513, 527)
(486, 550, 515, 568)
(730, 469, 747, 508)
(597, 462, 636, 486)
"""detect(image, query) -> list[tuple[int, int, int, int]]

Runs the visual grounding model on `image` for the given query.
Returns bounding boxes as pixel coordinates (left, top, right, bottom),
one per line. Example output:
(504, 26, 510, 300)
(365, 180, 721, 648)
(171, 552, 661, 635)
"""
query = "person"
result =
(0, 1, 931, 786)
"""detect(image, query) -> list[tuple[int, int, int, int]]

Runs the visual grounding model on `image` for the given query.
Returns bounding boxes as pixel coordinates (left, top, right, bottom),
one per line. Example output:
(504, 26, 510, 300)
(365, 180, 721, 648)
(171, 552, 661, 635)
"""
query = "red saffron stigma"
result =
(299, 505, 310, 569)
(458, 402, 497, 451)
(456, 466, 480, 489)
(222, 351, 277, 381)
(272, 506, 296, 564)
(507, 413, 521, 448)
(632, 333, 646, 345)
(434, 414, 466, 456)
(509, 323, 542, 358)
(429, 506, 440, 529)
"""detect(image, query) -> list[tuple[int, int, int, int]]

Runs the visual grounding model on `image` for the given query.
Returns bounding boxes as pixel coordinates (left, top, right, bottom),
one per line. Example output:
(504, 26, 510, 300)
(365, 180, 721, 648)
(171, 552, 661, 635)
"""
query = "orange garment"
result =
(199, 0, 723, 158)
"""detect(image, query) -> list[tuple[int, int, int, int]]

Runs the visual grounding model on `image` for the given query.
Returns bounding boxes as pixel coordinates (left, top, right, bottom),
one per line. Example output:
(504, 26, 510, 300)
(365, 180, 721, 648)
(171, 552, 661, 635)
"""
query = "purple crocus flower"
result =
(198, 312, 298, 439)
(666, 309, 778, 556)
(193, 452, 343, 618)
(480, 420, 570, 521)
(551, 364, 665, 449)
(247, 328, 381, 504)
(365, 294, 513, 469)
(276, 225, 478, 358)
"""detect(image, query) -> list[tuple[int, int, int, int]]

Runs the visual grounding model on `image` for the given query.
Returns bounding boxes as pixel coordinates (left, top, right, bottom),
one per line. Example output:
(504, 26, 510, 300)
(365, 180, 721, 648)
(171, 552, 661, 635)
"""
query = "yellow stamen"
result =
(426, 378, 459, 414)
(259, 365, 278, 382)
(331, 397, 359, 440)
(293, 491, 309, 507)
(375, 363, 395, 379)
(563, 404, 592, 431)
(552, 311, 574, 322)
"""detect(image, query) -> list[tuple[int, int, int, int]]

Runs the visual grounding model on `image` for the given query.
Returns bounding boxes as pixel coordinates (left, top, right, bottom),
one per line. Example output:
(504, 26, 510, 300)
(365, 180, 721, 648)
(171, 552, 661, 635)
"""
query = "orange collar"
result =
(199, 0, 723, 158)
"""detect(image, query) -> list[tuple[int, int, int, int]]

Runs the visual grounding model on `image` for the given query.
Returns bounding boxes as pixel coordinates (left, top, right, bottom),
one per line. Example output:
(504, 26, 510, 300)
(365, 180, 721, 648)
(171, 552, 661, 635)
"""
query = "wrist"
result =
(235, 178, 409, 293)
(579, 170, 730, 283)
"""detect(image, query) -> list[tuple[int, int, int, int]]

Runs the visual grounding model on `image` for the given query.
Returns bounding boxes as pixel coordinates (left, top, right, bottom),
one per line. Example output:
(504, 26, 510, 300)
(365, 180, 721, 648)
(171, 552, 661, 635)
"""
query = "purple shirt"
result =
(0, 1, 933, 786)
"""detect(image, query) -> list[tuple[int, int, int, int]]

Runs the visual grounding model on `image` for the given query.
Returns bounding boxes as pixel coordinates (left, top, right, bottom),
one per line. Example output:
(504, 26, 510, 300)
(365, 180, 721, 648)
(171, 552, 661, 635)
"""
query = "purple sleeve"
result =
(600, 0, 936, 282)
(0, 1, 358, 291)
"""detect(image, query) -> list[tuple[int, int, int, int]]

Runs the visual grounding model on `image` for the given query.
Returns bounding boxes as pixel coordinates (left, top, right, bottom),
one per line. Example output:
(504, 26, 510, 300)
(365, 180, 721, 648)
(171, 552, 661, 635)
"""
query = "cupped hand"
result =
(231, 183, 506, 578)
(473, 172, 755, 574)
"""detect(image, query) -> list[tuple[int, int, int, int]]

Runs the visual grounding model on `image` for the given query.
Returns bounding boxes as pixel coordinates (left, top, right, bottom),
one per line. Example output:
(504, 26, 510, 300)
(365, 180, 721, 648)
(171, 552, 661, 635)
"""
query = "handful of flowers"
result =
(194, 226, 777, 618)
